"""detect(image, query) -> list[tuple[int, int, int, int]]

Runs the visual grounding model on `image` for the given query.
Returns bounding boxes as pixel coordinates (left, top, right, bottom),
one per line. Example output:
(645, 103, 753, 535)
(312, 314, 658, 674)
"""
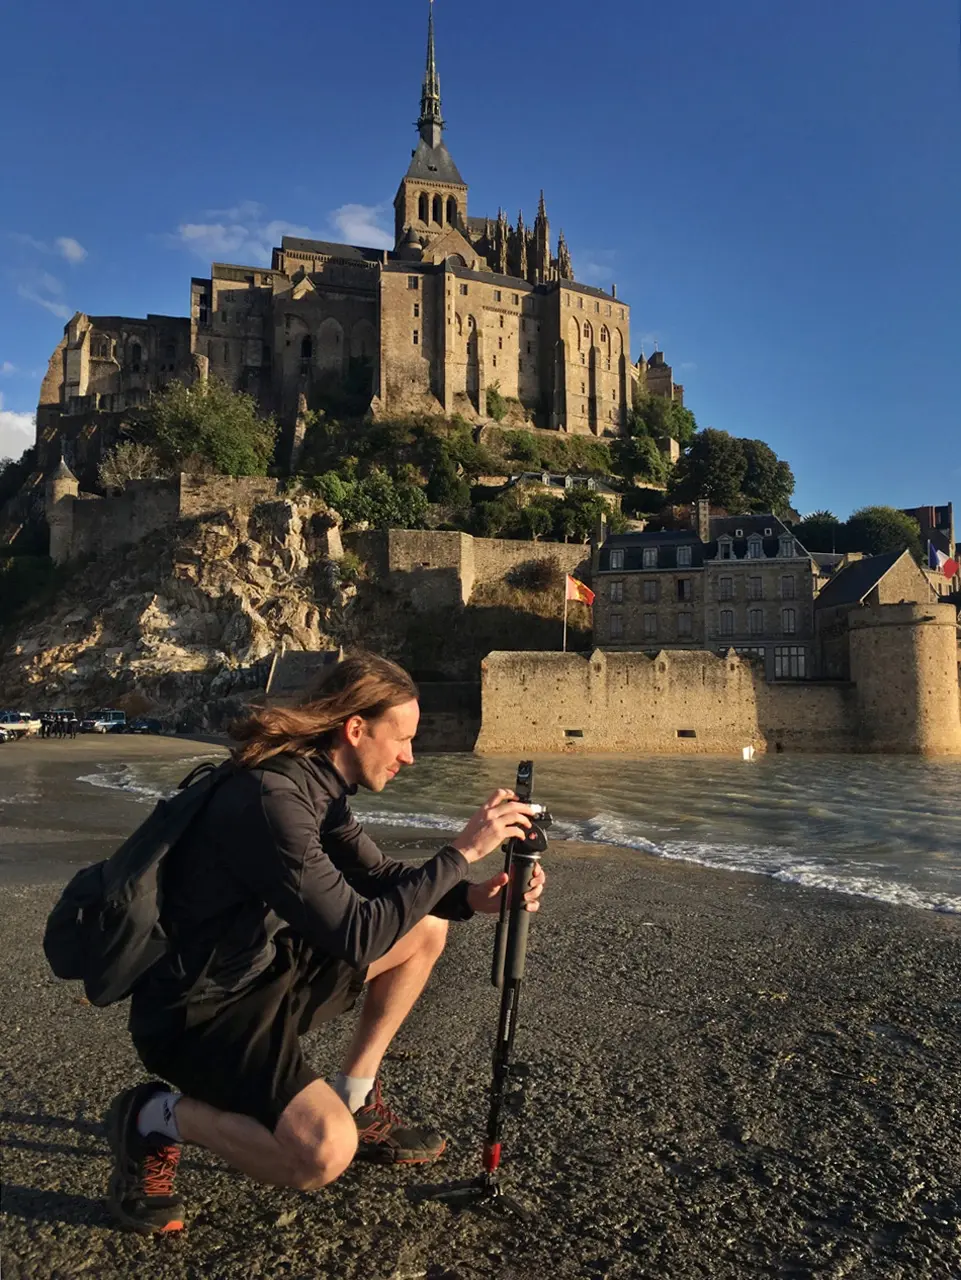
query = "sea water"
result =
(2, 746, 958, 914)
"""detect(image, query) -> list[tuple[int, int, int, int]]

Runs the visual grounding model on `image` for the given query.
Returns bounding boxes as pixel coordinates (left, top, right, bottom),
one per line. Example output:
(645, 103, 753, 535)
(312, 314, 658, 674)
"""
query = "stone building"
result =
(595, 513, 830, 679)
(32, 4, 676, 486)
(594, 507, 942, 683)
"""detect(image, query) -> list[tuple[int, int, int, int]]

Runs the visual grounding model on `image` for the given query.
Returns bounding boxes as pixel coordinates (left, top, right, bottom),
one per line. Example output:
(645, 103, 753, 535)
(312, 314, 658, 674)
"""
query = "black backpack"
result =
(42, 758, 235, 1007)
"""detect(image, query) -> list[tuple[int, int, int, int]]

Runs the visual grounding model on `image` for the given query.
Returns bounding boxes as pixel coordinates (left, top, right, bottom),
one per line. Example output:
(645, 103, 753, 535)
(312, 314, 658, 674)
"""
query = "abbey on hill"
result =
(33, 3, 684, 481)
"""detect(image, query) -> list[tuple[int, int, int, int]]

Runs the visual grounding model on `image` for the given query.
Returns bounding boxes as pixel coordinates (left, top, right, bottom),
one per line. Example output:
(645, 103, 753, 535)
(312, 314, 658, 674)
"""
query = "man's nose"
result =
(400, 744, 414, 766)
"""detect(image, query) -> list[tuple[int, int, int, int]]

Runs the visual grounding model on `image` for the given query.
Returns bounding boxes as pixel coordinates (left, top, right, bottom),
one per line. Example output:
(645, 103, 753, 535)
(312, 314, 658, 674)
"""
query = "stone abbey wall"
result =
(342, 528, 589, 610)
(476, 603, 961, 757)
(47, 473, 284, 563)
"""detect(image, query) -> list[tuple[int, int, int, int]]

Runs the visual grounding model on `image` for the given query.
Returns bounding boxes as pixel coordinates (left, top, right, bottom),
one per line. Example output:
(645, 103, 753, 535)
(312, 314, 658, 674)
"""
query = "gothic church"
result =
(35, 5, 682, 476)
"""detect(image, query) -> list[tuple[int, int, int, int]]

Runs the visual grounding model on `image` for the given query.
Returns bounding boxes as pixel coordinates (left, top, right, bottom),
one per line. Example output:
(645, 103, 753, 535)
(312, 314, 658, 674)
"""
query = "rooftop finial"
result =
(418, 0, 444, 146)
(538, 189, 547, 220)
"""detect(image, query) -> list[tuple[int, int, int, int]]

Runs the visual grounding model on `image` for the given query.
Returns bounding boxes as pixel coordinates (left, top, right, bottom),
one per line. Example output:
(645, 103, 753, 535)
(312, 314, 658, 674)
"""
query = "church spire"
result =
(418, 0, 444, 148)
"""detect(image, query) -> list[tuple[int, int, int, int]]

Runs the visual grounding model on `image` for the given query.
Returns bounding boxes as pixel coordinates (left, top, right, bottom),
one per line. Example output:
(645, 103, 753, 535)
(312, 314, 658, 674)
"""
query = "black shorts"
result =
(131, 935, 368, 1131)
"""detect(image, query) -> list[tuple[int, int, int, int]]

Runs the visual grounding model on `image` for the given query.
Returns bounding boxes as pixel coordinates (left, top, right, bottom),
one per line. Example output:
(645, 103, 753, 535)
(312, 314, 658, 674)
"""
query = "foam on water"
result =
(358, 804, 961, 915)
(76, 763, 961, 916)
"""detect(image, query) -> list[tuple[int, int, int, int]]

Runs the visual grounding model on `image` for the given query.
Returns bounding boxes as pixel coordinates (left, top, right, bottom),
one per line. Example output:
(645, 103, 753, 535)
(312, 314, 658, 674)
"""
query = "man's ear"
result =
(343, 714, 366, 747)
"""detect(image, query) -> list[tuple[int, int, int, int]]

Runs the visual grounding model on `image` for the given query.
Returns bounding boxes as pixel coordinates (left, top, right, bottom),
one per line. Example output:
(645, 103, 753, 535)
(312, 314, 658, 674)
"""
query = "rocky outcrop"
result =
(0, 497, 349, 729)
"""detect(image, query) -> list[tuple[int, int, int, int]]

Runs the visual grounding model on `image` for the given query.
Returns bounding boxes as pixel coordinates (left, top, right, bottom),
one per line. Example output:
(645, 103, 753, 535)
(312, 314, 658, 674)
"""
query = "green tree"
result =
(740, 438, 795, 515)
(844, 506, 923, 560)
(486, 382, 508, 423)
(552, 490, 618, 543)
(520, 502, 554, 541)
(610, 433, 668, 486)
(630, 390, 697, 448)
(135, 377, 277, 475)
(669, 429, 747, 510)
(793, 509, 841, 553)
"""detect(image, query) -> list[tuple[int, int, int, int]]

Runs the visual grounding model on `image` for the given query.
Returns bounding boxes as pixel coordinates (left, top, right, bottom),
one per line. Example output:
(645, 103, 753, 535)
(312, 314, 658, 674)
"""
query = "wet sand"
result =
(2, 738, 961, 1277)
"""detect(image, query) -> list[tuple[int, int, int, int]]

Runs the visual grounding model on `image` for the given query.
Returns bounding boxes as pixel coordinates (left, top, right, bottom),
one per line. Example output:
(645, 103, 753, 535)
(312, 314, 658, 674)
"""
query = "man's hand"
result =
(466, 861, 547, 915)
(450, 789, 536, 865)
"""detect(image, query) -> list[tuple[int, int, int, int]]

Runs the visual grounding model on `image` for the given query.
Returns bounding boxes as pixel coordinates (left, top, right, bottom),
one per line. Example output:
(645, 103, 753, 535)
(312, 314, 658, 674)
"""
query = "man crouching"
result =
(105, 652, 545, 1233)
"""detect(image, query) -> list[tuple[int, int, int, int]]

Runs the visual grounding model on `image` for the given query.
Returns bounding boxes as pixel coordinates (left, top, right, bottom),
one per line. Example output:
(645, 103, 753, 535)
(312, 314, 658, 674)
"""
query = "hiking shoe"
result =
(353, 1078, 446, 1165)
(105, 1081, 185, 1234)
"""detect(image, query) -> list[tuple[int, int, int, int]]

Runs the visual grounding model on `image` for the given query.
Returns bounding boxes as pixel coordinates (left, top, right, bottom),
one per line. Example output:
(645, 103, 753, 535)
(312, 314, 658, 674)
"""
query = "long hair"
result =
(229, 652, 418, 770)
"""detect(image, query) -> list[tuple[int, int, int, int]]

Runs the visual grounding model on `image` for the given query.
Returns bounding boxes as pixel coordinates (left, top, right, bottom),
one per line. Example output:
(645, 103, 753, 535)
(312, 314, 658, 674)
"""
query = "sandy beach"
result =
(2, 737, 961, 1278)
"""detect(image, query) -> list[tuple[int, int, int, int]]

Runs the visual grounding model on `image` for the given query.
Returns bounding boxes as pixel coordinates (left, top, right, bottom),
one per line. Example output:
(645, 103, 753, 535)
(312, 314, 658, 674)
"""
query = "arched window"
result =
(92, 334, 110, 359)
(600, 326, 609, 343)
(130, 342, 142, 372)
(300, 336, 313, 359)
(446, 196, 457, 226)
(432, 194, 443, 225)
(418, 192, 429, 223)
(583, 323, 590, 340)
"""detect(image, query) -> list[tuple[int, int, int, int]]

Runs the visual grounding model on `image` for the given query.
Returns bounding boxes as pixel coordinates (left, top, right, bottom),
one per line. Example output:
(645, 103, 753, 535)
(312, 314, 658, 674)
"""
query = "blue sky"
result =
(1, 0, 958, 524)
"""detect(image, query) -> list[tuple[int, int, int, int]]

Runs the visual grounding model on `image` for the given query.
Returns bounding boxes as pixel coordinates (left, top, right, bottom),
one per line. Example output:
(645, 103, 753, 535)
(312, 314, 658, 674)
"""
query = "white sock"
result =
(331, 1071, 376, 1114)
(136, 1090, 183, 1143)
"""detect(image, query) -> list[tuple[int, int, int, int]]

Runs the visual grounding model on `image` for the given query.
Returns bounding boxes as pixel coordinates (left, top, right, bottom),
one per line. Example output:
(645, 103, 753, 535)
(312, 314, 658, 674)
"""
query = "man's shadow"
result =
(1, 1108, 214, 1230)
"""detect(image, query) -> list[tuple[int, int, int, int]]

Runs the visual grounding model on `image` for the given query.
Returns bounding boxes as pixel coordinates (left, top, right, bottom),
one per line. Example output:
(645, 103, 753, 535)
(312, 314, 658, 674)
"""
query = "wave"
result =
(358, 804, 961, 916)
(76, 767, 168, 801)
(77, 770, 961, 917)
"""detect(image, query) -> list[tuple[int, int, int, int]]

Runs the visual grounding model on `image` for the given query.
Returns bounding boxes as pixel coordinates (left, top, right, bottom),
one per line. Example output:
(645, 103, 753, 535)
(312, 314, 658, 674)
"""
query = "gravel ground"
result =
(3, 845, 961, 1280)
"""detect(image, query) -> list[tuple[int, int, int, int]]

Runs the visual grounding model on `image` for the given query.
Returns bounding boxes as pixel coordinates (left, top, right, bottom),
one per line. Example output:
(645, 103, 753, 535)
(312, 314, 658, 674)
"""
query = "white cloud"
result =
(169, 198, 394, 265)
(8, 232, 87, 264)
(17, 272, 71, 321)
(0, 362, 16, 376)
(328, 203, 392, 250)
(56, 236, 87, 264)
(0, 392, 35, 461)
(678, 361, 697, 372)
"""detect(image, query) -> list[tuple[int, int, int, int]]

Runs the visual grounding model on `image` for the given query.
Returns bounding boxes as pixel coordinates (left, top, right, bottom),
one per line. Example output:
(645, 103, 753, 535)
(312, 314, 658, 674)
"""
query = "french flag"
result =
(928, 542, 960, 579)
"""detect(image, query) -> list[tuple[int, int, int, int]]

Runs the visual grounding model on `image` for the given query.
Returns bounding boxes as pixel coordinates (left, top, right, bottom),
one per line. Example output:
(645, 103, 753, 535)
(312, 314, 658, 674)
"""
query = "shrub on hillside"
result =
(507, 555, 564, 592)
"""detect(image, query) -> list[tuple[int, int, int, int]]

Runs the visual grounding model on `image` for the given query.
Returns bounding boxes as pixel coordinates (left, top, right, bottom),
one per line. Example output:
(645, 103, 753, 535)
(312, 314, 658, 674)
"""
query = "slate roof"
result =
(280, 236, 386, 262)
(813, 551, 905, 609)
(405, 138, 466, 185)
(599, 530, 704, 572)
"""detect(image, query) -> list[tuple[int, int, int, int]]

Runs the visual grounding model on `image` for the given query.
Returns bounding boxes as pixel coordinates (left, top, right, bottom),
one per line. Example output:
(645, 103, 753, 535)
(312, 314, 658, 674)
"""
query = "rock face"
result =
(0, 498, 349, 729)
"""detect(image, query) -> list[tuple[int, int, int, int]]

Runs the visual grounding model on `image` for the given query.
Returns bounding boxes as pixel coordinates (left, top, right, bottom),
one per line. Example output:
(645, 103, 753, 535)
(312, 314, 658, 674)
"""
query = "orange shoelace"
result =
(142, 1145, 181, 1196)
(357, 1080, 401, 1141)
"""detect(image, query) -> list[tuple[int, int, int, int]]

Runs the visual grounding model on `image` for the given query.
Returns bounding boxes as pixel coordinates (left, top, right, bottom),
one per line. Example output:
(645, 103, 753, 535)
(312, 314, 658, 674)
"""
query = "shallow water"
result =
(3, 744, 958, 914)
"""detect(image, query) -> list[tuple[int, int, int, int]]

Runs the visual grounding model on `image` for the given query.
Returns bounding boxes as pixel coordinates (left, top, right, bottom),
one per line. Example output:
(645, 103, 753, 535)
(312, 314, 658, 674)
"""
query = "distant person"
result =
(103, 653, 546, 1234)
(69, 715, 79, 740)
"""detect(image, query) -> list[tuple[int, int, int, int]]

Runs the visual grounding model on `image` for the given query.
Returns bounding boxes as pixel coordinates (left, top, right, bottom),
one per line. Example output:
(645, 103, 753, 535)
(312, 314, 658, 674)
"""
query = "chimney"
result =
(611, 283, 617, 299)
(695, 498, 710, 543)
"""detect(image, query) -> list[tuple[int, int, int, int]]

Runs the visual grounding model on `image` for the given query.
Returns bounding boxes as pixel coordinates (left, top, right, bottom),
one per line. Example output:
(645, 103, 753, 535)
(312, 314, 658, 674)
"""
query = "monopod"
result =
(413, 760, 550, 1221)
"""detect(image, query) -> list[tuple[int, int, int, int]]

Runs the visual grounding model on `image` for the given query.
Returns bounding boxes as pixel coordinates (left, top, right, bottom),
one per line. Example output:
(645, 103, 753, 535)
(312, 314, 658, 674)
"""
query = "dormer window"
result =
(718, 538, 733, 560)
(609, 549, 625, 570)
(764, 527, 773, 536)
(779, 536, 796, 558)
(735, 528, 744, 538)
(747, 537, 763, 560)
(677, 545, 692, 567)
(642, 547, 658, 568)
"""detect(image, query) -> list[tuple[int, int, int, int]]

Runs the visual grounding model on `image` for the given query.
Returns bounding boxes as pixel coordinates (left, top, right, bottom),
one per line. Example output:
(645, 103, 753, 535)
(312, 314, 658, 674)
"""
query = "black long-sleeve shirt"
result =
(129, 752, 472, 1034)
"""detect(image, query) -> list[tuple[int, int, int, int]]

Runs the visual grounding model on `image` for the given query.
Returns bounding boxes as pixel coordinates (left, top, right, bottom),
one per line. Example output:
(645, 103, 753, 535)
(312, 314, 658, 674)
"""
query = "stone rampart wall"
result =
(342, 527, 591, 611)
(68, 481, 180, 560)
(475, 648, 861, 756)
(177, 474, 280, 518)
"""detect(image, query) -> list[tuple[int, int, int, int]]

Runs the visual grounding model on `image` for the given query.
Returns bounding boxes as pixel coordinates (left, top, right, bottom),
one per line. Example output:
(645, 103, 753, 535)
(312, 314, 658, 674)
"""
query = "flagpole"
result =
(562, 584, 568, 653)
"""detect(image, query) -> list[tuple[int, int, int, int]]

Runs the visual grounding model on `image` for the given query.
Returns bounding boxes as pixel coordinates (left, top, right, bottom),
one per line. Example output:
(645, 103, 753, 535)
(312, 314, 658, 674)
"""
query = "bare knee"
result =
(282, 1108, 358, 1191)
(418, 913, 449, 961)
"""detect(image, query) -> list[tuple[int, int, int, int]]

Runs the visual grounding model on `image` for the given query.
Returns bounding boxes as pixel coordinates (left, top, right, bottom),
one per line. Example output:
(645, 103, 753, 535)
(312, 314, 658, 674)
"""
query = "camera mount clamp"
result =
(411, 761, 549, 1222)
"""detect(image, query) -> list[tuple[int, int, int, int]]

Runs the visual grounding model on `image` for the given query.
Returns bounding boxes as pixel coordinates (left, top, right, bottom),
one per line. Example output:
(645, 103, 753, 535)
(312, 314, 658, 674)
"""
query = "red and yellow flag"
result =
(565, 574, 595, 606)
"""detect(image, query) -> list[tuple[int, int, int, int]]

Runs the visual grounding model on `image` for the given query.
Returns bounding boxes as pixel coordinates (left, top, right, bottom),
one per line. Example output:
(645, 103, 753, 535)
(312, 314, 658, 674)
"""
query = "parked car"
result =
(0, 710, 41, 738)
(128, 717, 164, 734)
(0, 726, 11, 743)
(80, 709, 127, 734)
